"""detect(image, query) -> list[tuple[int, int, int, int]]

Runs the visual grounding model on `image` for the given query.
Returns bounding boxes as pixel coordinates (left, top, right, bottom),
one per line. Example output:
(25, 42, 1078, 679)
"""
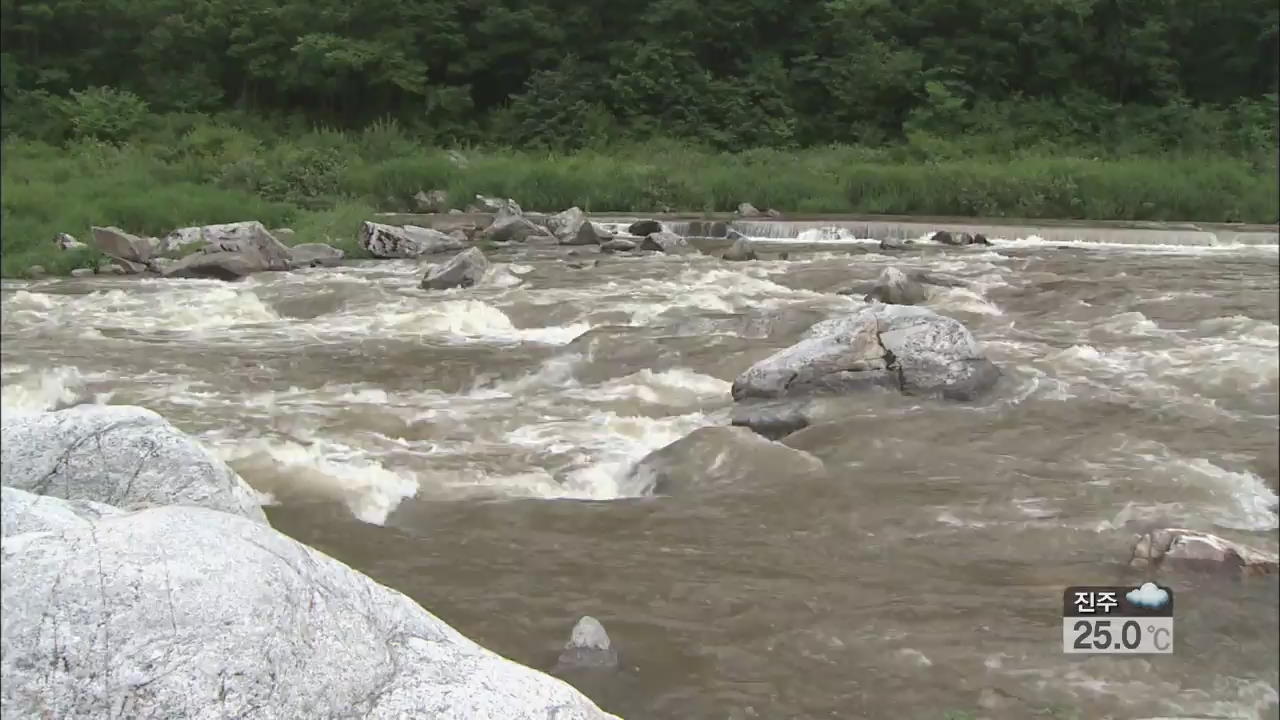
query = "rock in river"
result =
(546, 206, 588, 243)
(730, 305, 1000, 436)
(0, 404, 268, 524)
(421, 247, 489, 290)
(640, 231, 696, 255)
(625, 425, 826, 494)
(722, 235, 758, 262)
(287, 242, 346, 268)
(627, 219, 663, 236)
(1130, 528, 1278, 575)
(556, 616, 619, 671)
(360, 221, 468, 258)
(482, 208, 555, 244)
(0, 495, 617, 720)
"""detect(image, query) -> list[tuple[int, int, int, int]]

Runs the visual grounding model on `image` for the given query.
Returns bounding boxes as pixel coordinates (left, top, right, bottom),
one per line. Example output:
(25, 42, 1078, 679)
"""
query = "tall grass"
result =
(1, 116, 1276, 277)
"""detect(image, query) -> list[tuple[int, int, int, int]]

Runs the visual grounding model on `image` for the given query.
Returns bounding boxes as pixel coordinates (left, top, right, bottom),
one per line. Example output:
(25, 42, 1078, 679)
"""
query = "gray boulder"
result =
(730, 401, 814, 440)
(865, 266, 929, 305)
(414, 189, 451, 213)
(0, 501, 617, 720)
(736, 202, 762, 217)
(359, 221, 468, 258)
(626, 220, 663, 236)
(566, 221, 613, 246)
(640, 231, 695, 255)
(722, 235, 757, 262)
(879, 237, 915, 251)
(271, 227, 296, 242)
(0, 405, 267, 525)
(162, 222, 291, 267)
(731, 305, 1000, 402)
(482, 208, 554, 244)
(546, 206, 588, 243)
(421, 247, 489, 290)
(288, 242, 346, 268)
(931, 231, 991, 247)
(600, 238, 638, 253)
(89, 226, 156, 263)
(159, 252, 259, 281)
(556, 616, 619, 671)
(1130, 528, 1278, 575)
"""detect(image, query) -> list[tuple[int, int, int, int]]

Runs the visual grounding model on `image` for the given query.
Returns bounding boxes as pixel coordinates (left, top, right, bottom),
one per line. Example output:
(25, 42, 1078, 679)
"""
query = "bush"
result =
(67, 87, 150, 143)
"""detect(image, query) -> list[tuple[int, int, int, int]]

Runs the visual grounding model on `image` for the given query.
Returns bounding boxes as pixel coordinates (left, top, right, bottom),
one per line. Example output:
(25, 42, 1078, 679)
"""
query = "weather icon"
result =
(1126, 582, 1170, 610)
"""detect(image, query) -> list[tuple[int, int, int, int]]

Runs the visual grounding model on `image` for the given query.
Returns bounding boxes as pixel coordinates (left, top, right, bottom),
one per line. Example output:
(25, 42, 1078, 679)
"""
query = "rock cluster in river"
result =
(0, 405, 617, 719)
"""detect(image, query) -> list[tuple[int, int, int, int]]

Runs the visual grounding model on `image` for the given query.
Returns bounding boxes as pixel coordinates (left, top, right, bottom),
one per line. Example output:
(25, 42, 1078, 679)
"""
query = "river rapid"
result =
(2, 232, 1278, 719)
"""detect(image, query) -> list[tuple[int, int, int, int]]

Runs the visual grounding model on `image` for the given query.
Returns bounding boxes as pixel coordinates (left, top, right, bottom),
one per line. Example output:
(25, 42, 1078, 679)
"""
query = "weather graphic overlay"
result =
(1062, 583, 1174, 654)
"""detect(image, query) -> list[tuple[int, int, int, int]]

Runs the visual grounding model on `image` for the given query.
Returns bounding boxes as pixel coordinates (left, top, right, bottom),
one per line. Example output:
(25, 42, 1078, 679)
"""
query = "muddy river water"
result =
(2, 230, 1277, 719)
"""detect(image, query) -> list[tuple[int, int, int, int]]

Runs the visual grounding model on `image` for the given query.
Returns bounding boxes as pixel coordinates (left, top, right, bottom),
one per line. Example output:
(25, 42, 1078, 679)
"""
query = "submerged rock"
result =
(879, 237, 915, 251)
(865, 266, 929, 305)
(730, 401, 814, 440)
(159, 252, 259, 281)
(731, 305, 1000, 404)
(600, 238, 639, 253)
(421, 247, 489, 290)
(625, 425, 826, 493)
(288, 242, 346, 268)
(640, 231, 696, 255)
(1130, 528, 1278, 575)
(556, 616, 619, 671)
(360, 221, 468, 258)
(722, 235, 758, 262)
(0, 498, 617, 720)
(0, 405, 267, 524)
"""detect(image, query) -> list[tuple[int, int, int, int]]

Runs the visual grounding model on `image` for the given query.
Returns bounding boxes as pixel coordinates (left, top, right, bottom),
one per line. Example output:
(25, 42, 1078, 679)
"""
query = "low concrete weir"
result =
(374, 212, 1279, 247)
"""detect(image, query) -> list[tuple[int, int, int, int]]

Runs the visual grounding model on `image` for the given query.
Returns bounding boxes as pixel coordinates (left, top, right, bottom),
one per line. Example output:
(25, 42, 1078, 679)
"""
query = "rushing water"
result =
(3, 232, 1278, 719)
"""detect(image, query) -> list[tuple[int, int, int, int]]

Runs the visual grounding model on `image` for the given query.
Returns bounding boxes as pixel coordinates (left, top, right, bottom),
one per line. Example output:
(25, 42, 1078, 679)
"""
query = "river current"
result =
(2, 231, 1277, 719)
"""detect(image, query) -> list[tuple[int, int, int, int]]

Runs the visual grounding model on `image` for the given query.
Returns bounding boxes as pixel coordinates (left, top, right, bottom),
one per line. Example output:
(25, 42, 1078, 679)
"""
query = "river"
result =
(2, 229, 1277, 719)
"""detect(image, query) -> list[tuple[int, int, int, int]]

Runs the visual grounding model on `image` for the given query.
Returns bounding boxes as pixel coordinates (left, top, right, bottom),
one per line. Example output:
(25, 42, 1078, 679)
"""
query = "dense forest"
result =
(2, 0, 1277, 151)
(1, 0, 1278, 276)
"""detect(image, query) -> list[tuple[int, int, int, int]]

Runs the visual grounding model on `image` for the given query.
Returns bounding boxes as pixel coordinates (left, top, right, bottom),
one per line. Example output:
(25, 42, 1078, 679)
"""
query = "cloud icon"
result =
(1126, 582, 1169, 609)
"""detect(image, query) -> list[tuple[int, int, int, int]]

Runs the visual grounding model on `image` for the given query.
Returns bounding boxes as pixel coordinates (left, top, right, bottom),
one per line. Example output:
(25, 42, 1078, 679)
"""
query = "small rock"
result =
(468, 194, 521, 215)
(864, 266, 929, 305)
(97, 261, 125, 275)
(1130, 528, 1278, 575)
(640, 231, 695, 255)
(600, 238, 638, 253)
(766, 209, 782, 218)
(722, 236, 757, 262)
(414, 189, 450, 213)
(972, 233, 991, 245)
(556, 616, 618, 671)
(421, 247, 489, 290)
(288, 243, 345, 269)
(880, 238, 915, 251)
(626, 220, 663, 236)
(146, 257, 178, 274)
(26, 265, 47, 278)
(70, 268, 94, 278)
(448, 209, 464, 215)
(737, 202, 762, 217)
(731, 401, 812, 439)
(53, 233, 86, 251)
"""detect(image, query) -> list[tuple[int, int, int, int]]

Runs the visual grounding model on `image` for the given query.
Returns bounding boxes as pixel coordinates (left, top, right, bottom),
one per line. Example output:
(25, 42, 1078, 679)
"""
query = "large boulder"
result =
(161, 222, 290, 263)
(0, 500, 617, 720)
(566, 221, 613, 246)
(482, 208, 554, 244)
(359, 221, 468, 258)
(159, 252, 260, 281)
(1130, 528, 1278, 575)
(626, 220, 663, 237)
(288, 242, 346, 268)
(731, 305, 1000, 403)
(546, 207, 588, 243)
(600, 238, 638, 253)
(624, 426, 826, 494)
(89, 226, 156, 263)
(640, 231, 696, 255)
(931, 230, 992, 247)
(0, 405, 267, 525)
(421, 247, 489, 290)
(865, 266, 929, 305)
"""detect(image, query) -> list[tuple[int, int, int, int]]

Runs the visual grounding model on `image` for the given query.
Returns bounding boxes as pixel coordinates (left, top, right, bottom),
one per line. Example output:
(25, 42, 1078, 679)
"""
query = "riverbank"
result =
(3, 129, 1277, 277)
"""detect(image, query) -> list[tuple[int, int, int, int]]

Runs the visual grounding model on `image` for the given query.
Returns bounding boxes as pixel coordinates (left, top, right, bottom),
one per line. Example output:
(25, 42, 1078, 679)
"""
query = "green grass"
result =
(2, 118, 1276, 277)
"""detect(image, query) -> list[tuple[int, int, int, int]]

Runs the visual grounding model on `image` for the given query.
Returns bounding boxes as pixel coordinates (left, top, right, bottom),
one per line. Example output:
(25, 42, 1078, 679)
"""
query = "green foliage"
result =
(66, 87, 150, 142)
